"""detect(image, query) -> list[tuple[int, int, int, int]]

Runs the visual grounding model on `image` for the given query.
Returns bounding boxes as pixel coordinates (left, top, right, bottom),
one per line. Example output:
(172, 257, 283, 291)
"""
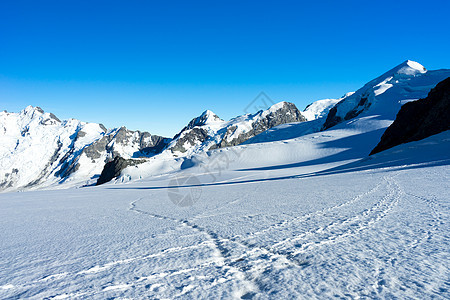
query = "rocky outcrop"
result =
(53, 127, 170, 181)
(211, 102, 306, 149)
(370, 77, 450, 155)
(170, 128, 209, 153)
(174, 110, 222, 139)
(323, 95, 371, 129)
(85, 127, 170, 160)
(168, 102, 306, 153)
(96, 156, 145, 185)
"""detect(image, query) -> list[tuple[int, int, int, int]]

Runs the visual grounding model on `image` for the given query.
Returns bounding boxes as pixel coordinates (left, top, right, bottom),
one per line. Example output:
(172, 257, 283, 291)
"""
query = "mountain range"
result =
(1, 60, 449, 191)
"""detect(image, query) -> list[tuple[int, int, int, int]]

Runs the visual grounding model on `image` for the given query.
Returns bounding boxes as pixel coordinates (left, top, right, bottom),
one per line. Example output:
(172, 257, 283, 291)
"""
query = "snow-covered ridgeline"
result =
(1, 60, 449, 190)
(322, 60, 450, 129)
(0, 107, 169, 191)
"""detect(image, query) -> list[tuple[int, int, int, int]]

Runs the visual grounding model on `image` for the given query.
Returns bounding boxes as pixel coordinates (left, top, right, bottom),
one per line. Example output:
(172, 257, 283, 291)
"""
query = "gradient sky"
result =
(1, 0, 449, 137)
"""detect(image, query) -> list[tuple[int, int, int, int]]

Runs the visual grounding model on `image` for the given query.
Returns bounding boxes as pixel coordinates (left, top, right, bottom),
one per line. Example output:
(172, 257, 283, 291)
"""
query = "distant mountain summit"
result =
(0, 107, 169, 191)
(322, 60, 448, 130)
(166, 101, 306, 154)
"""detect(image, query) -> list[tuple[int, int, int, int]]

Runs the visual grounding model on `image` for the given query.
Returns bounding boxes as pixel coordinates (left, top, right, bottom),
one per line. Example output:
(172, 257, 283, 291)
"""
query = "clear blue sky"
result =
(1, 0, 449, 137)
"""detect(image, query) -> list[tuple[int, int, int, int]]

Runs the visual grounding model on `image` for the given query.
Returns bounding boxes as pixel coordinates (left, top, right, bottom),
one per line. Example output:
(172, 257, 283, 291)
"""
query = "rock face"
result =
(170, 127, 210, 153)
(167, 102, 306, 154)
(0, 106, 170, 191)
(56, 127, 170, 180)
(96, 156, 144, 185)
(370, 77, 450, 155)
(213, 102, 306, 149)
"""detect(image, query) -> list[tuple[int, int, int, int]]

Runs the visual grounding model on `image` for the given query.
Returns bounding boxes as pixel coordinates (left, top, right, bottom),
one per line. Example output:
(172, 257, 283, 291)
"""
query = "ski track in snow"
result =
(58, 174, 401, 298)
(1, 167, 448, 299)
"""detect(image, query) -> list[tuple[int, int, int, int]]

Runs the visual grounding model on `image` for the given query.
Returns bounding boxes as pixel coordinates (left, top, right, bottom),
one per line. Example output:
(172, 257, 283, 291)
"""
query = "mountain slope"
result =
(0, 107, 169, 191)
(371, 76, 450, 155)
(323, 60, 450, 130)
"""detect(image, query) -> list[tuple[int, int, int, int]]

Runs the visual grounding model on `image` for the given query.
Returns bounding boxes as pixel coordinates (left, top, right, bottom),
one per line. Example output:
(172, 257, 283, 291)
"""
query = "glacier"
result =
(0, 60, 449, 299)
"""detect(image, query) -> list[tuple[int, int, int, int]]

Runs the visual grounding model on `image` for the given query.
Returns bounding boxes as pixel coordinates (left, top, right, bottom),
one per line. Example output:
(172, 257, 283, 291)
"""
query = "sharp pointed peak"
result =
(22, 105, 44, 114)
(390, 60, 427, 75)
(194, 110, 222, 125)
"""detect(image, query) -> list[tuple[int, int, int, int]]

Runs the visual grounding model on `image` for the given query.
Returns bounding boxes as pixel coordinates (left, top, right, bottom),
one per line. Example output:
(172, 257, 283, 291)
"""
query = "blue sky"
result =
(1, 0, 449, 137)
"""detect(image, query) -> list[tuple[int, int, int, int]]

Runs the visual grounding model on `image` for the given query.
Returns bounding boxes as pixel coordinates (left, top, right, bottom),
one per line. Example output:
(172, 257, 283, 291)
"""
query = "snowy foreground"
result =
(1, 126, 449, 299)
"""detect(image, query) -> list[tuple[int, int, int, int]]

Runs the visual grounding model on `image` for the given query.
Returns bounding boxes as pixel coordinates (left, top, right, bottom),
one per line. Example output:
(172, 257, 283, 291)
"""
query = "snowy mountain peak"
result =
(267, 101, 288, 112)
(22, 105, 44, 113)
(322, 60, 449, 130)
(165, 101, 305, 155)
(199, 110, 223, 124)
(183, 110, 223, 132)
(20, 105, 45, 118)
(394, 60, 427, 76)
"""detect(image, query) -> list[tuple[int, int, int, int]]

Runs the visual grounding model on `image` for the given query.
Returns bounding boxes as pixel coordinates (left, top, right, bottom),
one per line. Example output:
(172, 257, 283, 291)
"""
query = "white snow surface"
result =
(0, 127, 449, 299)
(302, 97, 344, 121)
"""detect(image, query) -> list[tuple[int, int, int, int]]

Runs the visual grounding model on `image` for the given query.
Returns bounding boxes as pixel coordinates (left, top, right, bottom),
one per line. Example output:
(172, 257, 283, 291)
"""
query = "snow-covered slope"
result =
(323, 60, 450, 129)
(302, 94, 352, 121)
(1, 127, 448, 299)
(0, 107, 169, 191)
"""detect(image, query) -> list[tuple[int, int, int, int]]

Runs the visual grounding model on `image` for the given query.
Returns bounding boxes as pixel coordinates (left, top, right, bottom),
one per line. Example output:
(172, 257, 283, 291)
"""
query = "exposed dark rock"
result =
(137, 133, 170, 155)
(323, 94, 371, 130)
(77, 131, 87, 138)
(99, 123, 107, 132)
(83, 135, 110, 160)
(370, 77, 450, 155)
(186, 111, 221, 130)
(96, 156, 144, 185)
(140, 137, 171, 155)
(321, 106, 341, 129)
(49, 113, 61, 122)
(171, 128, 209, 153)
(79, 127, 170, 161)
(211, 102, 306, 149)
(0, 169, 19, 189)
